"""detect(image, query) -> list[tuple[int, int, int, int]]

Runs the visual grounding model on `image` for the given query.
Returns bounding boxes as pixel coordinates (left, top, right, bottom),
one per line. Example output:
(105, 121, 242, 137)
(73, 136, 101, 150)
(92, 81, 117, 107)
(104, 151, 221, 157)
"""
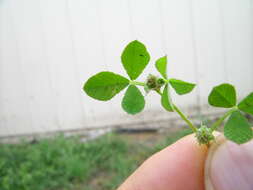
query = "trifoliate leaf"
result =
(224, 111, 252, 144)
(161, 84, 174, 112)
(121, 40, 150, 80)
(155, 56, 167, 79)
(208, 83, 236, 108)
(169, 79, 196, 95)
(83, 72, 129, 101)
(238, 92, 253, 116)
(121, 85, 145, 114)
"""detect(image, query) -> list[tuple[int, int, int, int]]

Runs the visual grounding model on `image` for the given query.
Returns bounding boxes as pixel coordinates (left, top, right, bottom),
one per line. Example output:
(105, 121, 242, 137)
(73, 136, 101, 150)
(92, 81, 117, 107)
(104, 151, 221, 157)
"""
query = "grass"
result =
(0, 129, 192, 190)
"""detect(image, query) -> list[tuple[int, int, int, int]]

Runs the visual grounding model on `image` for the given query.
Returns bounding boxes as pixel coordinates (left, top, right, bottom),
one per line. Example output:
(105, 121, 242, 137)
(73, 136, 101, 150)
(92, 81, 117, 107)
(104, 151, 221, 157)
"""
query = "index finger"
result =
(118, 134, 208, 190)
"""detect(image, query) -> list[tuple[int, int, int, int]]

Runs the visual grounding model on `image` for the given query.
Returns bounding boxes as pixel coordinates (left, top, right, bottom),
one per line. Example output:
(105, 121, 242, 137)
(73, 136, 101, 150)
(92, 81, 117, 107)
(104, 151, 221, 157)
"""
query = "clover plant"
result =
(83, 40, 253, 146)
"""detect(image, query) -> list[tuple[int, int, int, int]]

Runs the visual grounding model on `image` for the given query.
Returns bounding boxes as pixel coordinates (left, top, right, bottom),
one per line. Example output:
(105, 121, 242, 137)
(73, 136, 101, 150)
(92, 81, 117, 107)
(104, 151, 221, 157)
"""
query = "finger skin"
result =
(118, 134, 208, 190)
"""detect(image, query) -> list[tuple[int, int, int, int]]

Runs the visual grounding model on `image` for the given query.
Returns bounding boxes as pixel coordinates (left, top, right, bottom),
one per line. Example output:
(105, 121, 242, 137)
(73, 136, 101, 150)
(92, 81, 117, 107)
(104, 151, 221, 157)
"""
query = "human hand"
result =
(117, 134, 253, 190)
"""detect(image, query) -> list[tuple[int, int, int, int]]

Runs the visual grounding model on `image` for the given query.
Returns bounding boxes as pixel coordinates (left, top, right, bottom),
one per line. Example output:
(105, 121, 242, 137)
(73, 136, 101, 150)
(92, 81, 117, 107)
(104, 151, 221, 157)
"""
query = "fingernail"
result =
(209, 139, 253, 190)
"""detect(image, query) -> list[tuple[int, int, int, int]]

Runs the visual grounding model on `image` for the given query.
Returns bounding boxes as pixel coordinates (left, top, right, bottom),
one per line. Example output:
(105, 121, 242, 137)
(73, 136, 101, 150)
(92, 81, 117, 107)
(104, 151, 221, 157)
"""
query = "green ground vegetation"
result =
(0, 129, 192, 190)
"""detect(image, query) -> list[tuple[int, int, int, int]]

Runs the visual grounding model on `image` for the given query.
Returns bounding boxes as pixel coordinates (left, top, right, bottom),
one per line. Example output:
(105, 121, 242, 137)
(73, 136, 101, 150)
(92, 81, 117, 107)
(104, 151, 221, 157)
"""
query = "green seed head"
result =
(146, 74, 157, 89)
(157, 78, 165, 86)
(195, 125, 215, 145)
(146, 75, 165, 92)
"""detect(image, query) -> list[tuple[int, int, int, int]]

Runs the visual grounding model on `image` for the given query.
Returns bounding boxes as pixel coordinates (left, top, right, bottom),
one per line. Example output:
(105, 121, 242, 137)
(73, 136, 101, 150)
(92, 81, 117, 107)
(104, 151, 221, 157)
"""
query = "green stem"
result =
(173, 104, 198, 133)
(130, 81, 145, 86)
(210, 106, 238, 132)
(164, 79, 170, 83)
(156, 90, 162, 96)
(155, 90, 197, 132)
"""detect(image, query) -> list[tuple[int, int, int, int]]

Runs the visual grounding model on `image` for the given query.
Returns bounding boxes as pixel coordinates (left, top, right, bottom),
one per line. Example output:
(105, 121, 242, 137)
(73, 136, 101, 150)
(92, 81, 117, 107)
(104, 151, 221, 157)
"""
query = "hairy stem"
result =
(130, 81, 145, 86)
(210, 106, 238, 132)
(154, 90, 197, 132)
(172, 104, 198, 133)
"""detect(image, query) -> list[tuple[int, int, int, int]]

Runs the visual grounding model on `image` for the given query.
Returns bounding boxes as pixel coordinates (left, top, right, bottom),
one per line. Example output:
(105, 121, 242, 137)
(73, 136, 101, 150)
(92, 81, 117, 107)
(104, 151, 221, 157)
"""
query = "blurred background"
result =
(0, 0, 252, 189)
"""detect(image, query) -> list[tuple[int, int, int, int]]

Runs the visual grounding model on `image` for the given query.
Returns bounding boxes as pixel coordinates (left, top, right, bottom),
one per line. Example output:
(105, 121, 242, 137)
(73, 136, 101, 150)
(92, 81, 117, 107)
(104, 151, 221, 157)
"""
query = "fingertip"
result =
(118, 134, 208, 190)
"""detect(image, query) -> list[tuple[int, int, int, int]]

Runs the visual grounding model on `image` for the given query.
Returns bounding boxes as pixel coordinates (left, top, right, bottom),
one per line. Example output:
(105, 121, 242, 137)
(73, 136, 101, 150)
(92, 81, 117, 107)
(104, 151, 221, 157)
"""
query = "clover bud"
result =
(195, 125, 215, 145)
(146, 74, 157, 89)
(157, 78, 165, 87)
(145, 75, 165, 93)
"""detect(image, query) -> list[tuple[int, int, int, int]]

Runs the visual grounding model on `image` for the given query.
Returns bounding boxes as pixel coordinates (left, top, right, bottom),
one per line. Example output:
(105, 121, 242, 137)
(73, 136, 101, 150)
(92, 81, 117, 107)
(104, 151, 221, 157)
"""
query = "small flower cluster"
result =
(144, 74, 165, 94)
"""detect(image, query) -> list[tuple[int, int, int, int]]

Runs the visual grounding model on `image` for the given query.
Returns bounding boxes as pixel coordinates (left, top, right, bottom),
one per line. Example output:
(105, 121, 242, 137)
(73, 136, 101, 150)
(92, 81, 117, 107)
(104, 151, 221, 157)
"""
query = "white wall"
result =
(0, 0, 252, 137)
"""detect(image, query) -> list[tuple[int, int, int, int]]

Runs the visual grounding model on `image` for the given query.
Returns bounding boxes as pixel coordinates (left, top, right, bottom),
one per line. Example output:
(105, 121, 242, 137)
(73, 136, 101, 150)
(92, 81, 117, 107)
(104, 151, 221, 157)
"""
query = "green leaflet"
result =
(208, 83, 236, 108)
(224, 111, 252, 144)
(121, 85, 145, 114)
(82, 40, 253, 145)
(169, 79, 196, 95)
(238, 92, 253, 116)
(161, 84, 174, 112)
(155, 56, 167, 79)
(121, 40, 150, 80)
(83, 72, 129, 101)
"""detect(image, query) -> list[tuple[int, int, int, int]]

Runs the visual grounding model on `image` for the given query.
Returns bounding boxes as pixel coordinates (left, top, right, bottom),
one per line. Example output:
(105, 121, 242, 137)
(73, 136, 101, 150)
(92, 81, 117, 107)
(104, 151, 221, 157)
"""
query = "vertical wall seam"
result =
(65, 0, 87, 126)
(37, 1, 61, 130)
(189, 0, 201, 115)
(0, 6, 7, 133)
(250, 0, 253, 85)
(218, 0, 229, 82)
(8, 3, 34, 135)
(127, 0, 136, 39)
(157, 0, 167, 55)
(95, 0, 108, 70)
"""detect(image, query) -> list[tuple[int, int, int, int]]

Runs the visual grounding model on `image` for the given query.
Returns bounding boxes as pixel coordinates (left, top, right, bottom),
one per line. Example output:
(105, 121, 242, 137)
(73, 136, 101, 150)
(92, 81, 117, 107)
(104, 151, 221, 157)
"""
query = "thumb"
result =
(205, 135, 253, 190)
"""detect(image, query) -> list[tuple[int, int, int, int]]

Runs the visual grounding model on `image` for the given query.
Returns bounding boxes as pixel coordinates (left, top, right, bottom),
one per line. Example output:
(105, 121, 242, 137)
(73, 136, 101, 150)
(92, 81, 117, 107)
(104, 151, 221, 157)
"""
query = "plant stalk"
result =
(154, 90, 197, 133)
(130, 81, 145, 86)
(172, 104, 198, 133)
(210, 106, 238, 132)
